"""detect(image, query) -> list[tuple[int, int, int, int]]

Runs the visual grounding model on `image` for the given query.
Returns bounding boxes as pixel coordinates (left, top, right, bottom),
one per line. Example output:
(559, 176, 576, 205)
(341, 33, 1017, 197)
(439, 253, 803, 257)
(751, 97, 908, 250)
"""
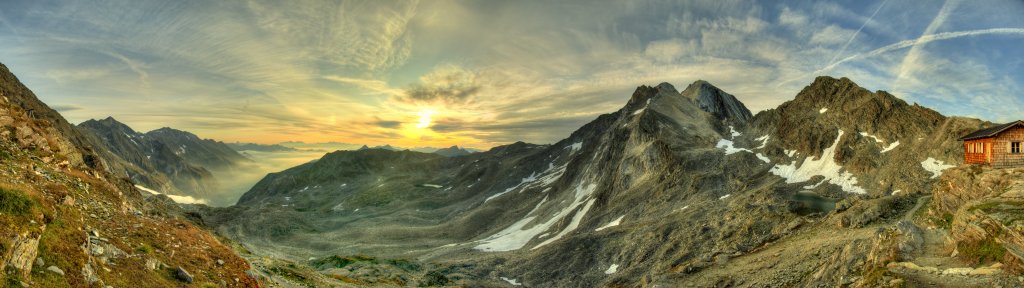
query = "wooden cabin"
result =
(959, 120, 1024, 168)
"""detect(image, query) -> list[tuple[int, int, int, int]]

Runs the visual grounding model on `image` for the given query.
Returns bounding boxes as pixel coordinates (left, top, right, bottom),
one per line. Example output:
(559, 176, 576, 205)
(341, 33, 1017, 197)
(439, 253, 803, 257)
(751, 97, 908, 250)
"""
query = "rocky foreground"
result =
(0, 63, 260, 287)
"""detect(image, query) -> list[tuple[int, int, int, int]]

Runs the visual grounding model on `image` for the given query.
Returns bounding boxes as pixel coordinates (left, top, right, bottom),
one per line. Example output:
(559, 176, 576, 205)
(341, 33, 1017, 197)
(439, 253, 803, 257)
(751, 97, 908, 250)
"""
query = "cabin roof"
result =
(959, 120, 1024, 141)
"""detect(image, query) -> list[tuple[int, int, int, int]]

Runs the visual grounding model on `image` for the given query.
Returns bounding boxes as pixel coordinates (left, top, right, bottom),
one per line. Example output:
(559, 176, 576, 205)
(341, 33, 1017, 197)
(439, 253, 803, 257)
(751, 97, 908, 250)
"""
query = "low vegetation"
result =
(0, 187, 34, 216)
(957, 237, 1006, 265)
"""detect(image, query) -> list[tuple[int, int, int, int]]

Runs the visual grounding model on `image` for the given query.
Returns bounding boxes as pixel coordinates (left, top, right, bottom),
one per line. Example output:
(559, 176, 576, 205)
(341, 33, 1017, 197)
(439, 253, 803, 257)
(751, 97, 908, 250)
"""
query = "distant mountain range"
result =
(226, 142, 297, 152)
(237, 140, 481, 156)
(77, 117, 250, 199)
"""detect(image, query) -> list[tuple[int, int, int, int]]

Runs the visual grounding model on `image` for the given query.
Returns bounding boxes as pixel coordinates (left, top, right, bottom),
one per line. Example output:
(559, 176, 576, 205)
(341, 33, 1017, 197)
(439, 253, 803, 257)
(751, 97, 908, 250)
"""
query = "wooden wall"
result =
(993, 126, 1024, 168)
(964, 138, 992, 164)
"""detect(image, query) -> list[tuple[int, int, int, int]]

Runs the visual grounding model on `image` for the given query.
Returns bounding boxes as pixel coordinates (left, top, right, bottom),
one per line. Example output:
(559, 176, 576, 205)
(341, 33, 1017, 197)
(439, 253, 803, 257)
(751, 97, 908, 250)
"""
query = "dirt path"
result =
(904, 195, 931, 221)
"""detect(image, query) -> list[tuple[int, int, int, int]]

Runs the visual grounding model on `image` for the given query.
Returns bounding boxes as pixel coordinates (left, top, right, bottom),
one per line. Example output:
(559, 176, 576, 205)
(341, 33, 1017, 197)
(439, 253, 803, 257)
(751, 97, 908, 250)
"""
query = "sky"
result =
(0, 0, 1022, 149)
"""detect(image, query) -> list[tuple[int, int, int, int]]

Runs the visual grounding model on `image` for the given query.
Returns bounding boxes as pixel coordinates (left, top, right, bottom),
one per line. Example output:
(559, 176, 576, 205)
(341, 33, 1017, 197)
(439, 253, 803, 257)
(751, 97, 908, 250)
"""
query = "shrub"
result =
(0, 187, 33, 216)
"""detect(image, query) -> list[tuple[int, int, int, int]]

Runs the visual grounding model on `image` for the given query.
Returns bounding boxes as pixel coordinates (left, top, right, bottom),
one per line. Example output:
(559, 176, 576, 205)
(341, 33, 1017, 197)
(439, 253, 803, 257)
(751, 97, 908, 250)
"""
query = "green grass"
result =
(0, 187, 34, 216)
(311, 255, 422, 272)
(958, 237, 1005, 264)
(135, 243, 155, 254)
(970, 201, 1004, 212)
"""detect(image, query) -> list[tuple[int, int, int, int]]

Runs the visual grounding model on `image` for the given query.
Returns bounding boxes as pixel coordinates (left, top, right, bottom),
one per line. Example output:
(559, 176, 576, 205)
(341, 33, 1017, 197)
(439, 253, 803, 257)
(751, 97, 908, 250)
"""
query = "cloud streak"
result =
(781, 27, 1024, 87)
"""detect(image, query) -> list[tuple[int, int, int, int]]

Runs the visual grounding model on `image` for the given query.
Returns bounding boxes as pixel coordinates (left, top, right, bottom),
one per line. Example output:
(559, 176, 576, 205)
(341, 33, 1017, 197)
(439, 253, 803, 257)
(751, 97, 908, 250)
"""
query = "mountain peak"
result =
(681, 80, 752, 122)
(655, 82, 678, 94)
(793, 76, 908, 110)
(79, 116, 138, 134)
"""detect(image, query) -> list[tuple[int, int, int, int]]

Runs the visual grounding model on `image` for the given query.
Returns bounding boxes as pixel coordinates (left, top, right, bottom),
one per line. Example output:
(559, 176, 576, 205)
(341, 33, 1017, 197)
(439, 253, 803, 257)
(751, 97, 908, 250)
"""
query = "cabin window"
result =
(1013, 142, 1021, 154)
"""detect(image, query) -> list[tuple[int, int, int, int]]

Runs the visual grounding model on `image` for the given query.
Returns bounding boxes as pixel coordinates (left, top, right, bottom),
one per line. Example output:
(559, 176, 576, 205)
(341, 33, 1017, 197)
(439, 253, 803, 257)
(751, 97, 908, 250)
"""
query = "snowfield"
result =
(134, 185, 208, 204)
(921, 157, 954, 179)
(475, 180, 600, 252)
(768, 130, 867, 194)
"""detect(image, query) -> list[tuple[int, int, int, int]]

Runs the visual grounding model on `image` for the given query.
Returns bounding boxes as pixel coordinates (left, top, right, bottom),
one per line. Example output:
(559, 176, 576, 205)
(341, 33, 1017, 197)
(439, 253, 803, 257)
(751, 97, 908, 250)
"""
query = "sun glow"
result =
(416, 110, 434, 128)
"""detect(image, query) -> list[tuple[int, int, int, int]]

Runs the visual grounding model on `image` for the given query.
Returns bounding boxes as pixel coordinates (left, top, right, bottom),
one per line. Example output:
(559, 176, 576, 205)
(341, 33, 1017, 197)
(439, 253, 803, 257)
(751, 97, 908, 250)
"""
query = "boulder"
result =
(174, 266, 194, 283)
(46, 265, 65, 276)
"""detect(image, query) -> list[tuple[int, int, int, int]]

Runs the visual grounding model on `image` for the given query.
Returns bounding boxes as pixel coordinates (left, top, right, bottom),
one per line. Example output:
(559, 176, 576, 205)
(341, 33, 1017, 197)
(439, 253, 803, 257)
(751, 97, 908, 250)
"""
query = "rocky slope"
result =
(77, 117, 250, 198)
(0, 63, 259, 287)
(197, 77, 1008, 287)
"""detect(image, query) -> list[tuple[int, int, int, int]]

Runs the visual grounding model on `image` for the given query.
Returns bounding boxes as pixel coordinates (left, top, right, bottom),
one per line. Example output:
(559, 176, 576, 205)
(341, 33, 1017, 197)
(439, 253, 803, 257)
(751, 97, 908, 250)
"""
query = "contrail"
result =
(779, 28, 1024, 87)
(895, 0, 959, 81)
(827, 0, 889, 66)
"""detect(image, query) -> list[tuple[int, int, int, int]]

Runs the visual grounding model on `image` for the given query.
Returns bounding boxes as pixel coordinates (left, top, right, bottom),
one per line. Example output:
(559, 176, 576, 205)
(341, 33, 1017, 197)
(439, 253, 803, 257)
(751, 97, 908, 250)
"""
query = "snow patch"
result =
(716, 139, 770, 163)
(475, 182, 598, 252)
(784, 149, 797, 157)
(594, 215, 625, 232)
(819, 108, 828, 114)
(729, 126, 741, 138)
(768, 130, 867, 194)
(632, 108, 645, 115)
(421, 184, 443, 188)
(859, 132, 883, 143)
(859, 132, 899, 153)
(754, 153, 770, 163)
(755, 135, 769, 149)
(484, 162, 567, 202)
(880, 141, 900, 153)
(134, 185, 208, 205)
(921, 157, 954, 179)
(566, 141, 583, 153)
(803, 179, 826, 189)
(605, 264, 620, 274)
(501, 277, 522, 286)
(719, 194, 731, 200)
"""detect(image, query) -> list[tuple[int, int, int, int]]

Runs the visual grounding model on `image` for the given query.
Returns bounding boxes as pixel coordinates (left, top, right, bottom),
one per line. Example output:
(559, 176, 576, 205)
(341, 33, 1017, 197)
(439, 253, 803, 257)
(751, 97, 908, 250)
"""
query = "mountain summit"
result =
(682, 80, 753, 122)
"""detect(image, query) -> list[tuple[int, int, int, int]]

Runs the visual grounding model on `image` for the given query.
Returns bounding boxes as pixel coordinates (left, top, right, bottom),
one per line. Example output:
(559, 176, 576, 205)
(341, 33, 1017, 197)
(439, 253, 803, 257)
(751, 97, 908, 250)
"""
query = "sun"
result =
(415, 110, 434, 129)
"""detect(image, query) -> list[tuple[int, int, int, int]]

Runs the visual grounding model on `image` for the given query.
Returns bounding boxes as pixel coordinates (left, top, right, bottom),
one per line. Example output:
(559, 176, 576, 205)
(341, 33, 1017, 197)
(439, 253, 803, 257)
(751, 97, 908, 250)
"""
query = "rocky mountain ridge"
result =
(77, 117, 250, 199)
(0, 63, 259, 287)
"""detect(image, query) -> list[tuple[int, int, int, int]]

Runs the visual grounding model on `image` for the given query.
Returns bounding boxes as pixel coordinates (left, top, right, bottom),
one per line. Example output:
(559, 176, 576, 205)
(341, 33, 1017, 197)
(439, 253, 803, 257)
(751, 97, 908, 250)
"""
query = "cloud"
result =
(50, 104, 84, 112)
(810, 24, 858, 45)
(375, 120, 402, 129)
(399, 65, 481, 104)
